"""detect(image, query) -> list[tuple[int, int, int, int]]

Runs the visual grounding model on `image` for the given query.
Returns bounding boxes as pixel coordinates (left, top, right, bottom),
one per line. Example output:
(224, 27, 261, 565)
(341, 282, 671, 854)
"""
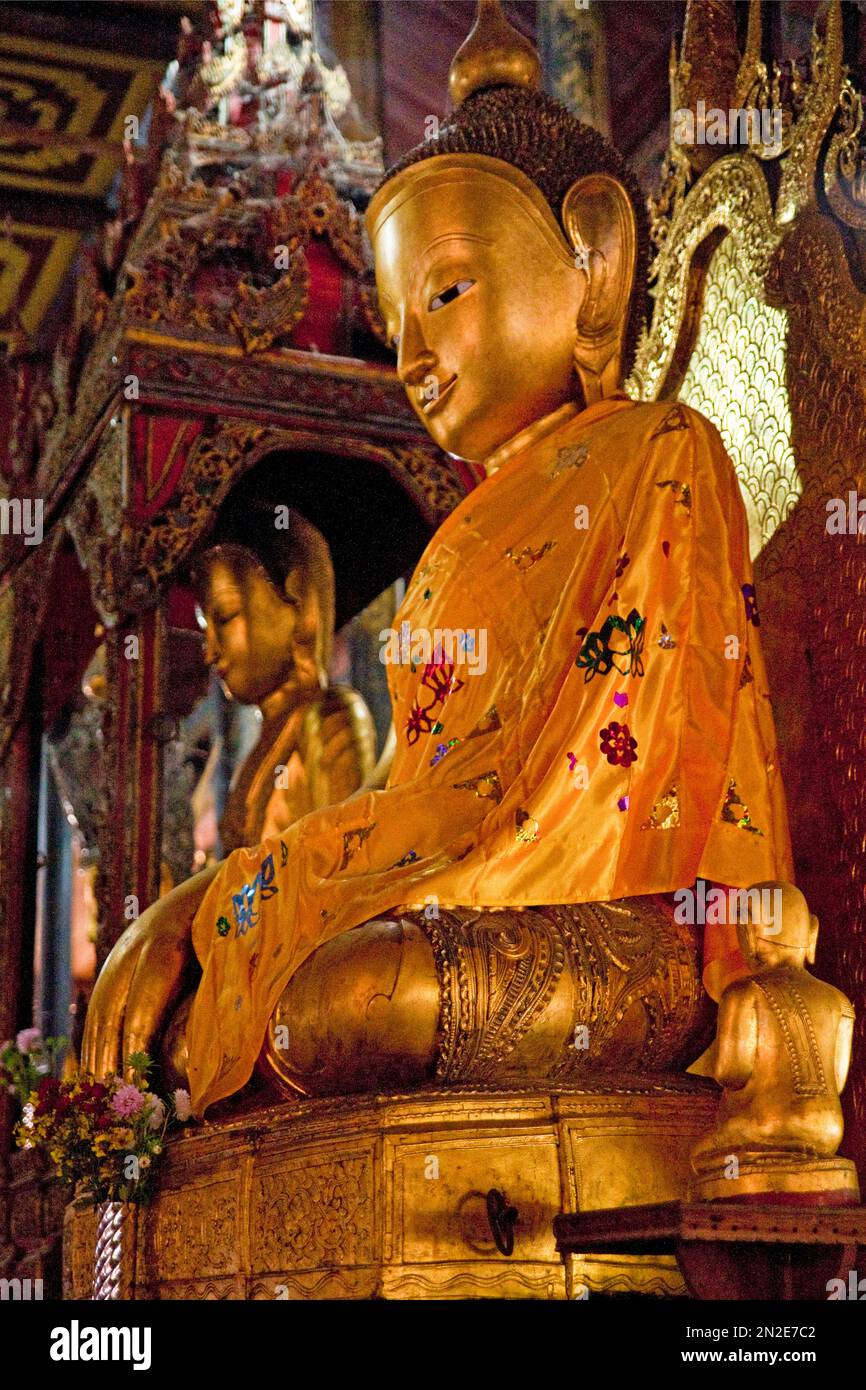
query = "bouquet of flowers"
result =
(1, 1029, 191, 1205)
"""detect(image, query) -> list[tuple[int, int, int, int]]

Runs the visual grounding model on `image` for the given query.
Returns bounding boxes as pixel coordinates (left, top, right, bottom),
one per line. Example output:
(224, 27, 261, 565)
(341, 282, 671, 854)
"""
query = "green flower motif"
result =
(216, 916, 231, 937)
(576, 630, 615, 679)
(576, 608, 646, 682)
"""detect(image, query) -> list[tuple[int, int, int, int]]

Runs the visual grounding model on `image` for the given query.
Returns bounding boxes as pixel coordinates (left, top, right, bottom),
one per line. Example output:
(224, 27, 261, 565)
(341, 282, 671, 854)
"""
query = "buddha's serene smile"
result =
(82, 2, 792, 1114)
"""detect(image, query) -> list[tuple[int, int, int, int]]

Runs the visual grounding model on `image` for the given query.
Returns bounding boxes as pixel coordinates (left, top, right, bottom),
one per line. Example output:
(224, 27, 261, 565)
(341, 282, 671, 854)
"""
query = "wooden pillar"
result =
(97, 605, 166, 966)
(536, 0, 611, 136)
(0, 672, 41, 1273)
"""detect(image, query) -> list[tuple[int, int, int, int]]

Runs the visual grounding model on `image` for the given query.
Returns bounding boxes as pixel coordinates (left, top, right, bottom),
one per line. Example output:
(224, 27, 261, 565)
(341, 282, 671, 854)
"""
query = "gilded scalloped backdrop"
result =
(677, 232, 802, 561)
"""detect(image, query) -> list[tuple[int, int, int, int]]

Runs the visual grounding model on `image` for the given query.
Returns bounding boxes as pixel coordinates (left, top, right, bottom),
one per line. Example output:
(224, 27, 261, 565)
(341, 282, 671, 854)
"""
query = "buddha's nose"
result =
(203, 627, 218, 668)
(397, 312, 437, 387)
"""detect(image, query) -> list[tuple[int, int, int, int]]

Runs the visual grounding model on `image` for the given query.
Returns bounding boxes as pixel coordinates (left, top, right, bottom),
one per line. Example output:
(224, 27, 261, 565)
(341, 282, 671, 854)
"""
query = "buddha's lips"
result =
(420, 373, 457, 414)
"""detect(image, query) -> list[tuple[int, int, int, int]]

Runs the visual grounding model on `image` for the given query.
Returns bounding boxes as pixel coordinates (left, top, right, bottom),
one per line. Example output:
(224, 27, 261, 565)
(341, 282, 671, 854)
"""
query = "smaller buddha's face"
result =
(372, 165, 585, 462)
(198, 551, 300, 706)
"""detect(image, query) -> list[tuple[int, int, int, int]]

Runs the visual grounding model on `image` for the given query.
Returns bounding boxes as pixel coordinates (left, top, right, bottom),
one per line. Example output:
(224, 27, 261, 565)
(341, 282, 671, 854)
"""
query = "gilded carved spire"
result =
(680, 0, 741, 117)
(448, 0, 541, 109)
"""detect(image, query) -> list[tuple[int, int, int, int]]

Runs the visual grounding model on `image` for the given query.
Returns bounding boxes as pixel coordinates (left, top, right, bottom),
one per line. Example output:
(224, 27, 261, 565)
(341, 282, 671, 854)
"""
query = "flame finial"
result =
(448, 0, 541, 109)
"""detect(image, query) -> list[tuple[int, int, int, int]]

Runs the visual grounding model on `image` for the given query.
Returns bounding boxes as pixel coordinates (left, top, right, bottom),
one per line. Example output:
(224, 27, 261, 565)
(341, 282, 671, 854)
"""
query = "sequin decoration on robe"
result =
(185, 395, 792, 1113)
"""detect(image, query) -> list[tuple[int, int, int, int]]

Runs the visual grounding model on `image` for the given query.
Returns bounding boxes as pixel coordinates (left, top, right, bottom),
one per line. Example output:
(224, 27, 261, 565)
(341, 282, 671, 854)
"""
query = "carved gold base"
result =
(690, 1151, 861, 1203)
(64, 1080, 718, 1300)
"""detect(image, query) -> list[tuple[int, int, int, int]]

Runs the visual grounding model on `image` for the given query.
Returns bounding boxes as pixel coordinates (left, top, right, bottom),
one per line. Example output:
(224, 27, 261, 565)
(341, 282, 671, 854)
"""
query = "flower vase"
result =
(92, 1199, 136, 1300)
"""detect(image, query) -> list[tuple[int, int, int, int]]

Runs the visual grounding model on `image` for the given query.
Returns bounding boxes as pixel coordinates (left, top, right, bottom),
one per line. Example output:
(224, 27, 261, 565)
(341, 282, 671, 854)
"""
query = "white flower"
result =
(172, 1088, 192, 1122)
(22, 1102, 35, 1131)
(146, 1096, 167, 1131)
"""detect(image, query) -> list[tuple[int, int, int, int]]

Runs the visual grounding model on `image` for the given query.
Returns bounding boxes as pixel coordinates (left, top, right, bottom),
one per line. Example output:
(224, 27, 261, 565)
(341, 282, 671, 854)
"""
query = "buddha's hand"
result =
(81, 863, 220, 1081)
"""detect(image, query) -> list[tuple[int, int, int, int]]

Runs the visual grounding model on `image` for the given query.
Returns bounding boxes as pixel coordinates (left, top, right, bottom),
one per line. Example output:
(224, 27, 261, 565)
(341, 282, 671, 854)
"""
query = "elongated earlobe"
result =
(560, 173, 636, 404)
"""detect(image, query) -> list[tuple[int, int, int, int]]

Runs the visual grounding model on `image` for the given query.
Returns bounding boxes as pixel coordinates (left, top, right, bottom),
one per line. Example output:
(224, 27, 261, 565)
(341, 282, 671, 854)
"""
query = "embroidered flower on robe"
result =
(656, 479, 692, 514)
(599, 721, 638, 768)
(742, 584, 760, 626)
(404, 650, 466, 745)
(421, 653, 465, 705)
(406, 701, 436, 745)
(577, 609, 646, 682)
(231, 853, 278, 937)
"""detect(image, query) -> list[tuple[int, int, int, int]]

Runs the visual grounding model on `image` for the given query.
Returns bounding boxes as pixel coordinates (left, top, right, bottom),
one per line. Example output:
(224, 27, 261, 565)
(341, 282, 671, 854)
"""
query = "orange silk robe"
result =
(186, 394, 793, 1114)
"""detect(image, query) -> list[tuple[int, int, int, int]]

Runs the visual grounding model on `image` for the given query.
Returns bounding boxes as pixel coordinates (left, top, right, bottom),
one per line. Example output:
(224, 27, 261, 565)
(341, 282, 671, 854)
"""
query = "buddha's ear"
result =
(560, 173, 636, 402)
(283, 565, 304, 609)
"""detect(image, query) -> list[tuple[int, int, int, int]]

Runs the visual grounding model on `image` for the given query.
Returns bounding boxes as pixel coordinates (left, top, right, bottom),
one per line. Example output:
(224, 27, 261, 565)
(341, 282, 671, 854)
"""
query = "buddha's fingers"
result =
(81, 935, 140, 1079)
(121, 931, 191, 1077)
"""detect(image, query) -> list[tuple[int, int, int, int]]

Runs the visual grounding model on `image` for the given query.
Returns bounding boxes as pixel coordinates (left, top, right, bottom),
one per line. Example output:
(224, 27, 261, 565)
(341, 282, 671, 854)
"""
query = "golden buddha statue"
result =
(690, 883, 859, 1201)
(192, 512, 377, 853)
(82, 0, 793, 1117)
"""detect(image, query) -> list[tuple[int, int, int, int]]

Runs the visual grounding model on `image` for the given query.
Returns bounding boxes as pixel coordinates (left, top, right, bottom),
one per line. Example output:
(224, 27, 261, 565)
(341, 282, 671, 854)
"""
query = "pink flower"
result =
(147, 1096, 167, 1131)
(110, 1083, 145, 1118)
(16, 1028, 42, 1053)
(172, 1088, 192, 1122)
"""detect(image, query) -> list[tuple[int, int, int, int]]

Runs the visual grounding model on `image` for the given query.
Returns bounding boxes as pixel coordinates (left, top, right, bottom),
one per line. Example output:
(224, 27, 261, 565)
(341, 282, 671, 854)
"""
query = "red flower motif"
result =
(421, 655, 465, 705)
(599, 721, 638, 768)
(405, 701, 436, 746)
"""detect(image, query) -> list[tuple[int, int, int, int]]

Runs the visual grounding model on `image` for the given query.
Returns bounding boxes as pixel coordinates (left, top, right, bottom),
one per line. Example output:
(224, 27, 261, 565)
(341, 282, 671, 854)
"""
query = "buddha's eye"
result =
(428, 279, 475, 312)
(214, 609, 240, 629)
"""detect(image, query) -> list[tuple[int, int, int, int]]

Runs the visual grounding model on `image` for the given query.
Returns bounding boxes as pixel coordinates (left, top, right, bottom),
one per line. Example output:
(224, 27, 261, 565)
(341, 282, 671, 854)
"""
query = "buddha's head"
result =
(192, 509, 335, 709)
(366, 0, 649, 464)
(736, 882, 819, 972)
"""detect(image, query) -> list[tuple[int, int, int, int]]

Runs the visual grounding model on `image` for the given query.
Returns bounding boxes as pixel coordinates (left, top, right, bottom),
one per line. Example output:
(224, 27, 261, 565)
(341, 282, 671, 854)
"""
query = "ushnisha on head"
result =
(736, 881, 819, 971)
(365, 0, 649, 465)
(193, 509, 335, 709)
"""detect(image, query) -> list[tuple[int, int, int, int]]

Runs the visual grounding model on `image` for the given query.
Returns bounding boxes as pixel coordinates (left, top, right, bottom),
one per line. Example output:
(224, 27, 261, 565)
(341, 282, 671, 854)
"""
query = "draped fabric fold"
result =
(186, 395, 792, 1114)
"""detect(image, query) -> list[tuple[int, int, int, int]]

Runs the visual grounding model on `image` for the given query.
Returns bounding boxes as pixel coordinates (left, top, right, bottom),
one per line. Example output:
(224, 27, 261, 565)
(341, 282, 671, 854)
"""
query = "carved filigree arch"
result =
(120, 420, 467, 620)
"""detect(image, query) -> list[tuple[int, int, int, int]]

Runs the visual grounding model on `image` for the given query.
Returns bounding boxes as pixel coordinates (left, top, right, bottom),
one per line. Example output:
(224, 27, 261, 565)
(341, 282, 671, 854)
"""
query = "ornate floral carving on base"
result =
(64, 1084, 719, 1300)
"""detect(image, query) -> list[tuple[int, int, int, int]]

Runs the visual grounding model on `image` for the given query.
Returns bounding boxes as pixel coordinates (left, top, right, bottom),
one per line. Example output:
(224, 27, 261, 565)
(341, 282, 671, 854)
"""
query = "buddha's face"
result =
(198, 551, 301, 706)
(371, 164, 585, 462)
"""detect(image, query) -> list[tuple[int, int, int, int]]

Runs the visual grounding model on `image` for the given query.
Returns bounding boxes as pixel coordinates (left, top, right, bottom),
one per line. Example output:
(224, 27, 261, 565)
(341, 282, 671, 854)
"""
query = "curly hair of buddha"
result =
(379, 86, 650, 379)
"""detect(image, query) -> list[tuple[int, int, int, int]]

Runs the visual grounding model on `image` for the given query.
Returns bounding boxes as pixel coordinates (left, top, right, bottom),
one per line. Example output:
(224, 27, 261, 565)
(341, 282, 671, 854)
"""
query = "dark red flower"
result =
(599, 721, 638, 768)
(405, 701, 435, 746)
(421, 655, 464, 705)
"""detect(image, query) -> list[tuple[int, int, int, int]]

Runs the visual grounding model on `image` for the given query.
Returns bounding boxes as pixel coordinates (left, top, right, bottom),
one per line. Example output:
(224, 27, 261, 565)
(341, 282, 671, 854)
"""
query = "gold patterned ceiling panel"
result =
(0, 29, 164, 343)
(0, 220, 78, 341)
